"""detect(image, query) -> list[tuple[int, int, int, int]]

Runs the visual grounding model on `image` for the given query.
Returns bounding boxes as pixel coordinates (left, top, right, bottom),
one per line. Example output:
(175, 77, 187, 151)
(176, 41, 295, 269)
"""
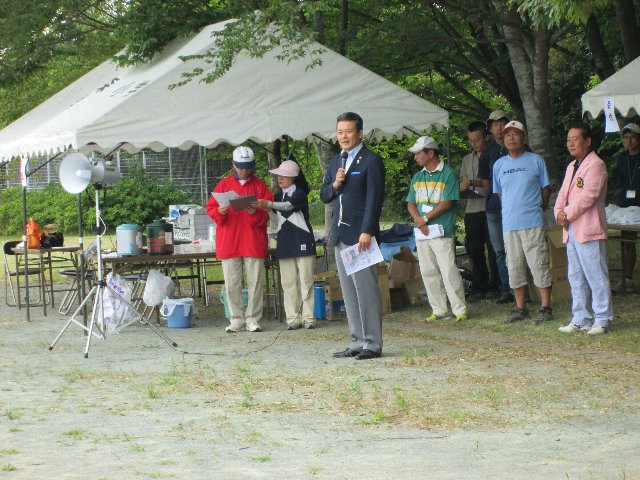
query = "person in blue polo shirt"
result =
(493, 121, 553, 324)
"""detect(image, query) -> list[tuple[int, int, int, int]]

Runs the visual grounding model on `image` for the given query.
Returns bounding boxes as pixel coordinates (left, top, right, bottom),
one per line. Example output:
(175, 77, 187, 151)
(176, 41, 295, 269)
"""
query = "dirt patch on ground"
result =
(0, 297, 639, 479)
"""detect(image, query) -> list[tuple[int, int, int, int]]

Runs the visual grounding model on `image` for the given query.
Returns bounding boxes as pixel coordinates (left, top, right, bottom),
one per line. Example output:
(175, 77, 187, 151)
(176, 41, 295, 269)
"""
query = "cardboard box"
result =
(173, 241, 215, 254)
(388, 247, 421, 285)
(390, 287, 408, 310)
(377, 263, 391, 314)
(528, 265, 571, 302)
(547, 225, 568, 268)
(404, 277, 427, 305)
(317, 264, 391, 317)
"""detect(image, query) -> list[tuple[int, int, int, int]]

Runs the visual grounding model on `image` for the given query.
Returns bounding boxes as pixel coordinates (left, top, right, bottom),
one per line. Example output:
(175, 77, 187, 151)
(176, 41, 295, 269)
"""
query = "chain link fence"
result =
(0, 146, 231, 205)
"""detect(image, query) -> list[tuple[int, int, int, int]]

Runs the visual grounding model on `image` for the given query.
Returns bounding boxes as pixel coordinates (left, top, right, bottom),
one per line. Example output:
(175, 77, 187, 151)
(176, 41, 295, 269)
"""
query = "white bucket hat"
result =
(268, 160, 300, 177)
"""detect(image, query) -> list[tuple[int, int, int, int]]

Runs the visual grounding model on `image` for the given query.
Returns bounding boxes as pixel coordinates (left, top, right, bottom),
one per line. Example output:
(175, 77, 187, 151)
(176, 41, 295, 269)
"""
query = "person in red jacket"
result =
(206, 146, 274, 332)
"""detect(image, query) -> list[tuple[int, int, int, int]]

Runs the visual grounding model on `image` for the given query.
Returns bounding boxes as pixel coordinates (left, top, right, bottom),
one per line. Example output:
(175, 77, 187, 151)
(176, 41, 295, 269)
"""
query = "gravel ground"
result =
(1, 297, 639, 480)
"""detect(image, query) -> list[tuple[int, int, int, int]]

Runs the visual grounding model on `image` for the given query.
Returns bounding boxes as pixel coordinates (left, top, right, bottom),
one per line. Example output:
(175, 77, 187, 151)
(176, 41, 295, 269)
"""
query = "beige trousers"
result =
(279, 256, 316, 326)
(221, 257, 264, 329)
(416, 237, 466, 316)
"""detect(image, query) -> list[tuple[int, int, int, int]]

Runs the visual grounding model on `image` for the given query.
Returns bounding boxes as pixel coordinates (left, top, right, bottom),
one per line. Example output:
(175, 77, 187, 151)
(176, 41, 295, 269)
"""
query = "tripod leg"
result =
(105, 284, 177, 348)
(49, 285, 105, 350)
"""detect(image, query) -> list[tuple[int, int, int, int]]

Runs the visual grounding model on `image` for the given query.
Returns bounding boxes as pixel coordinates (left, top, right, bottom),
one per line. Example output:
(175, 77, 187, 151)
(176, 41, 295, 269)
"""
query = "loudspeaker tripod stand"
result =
(49, 188, 177, 358)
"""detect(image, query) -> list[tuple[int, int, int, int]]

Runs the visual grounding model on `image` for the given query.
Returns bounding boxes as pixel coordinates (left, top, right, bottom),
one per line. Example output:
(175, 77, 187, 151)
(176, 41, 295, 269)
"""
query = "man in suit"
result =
(320, 112, 386, 360)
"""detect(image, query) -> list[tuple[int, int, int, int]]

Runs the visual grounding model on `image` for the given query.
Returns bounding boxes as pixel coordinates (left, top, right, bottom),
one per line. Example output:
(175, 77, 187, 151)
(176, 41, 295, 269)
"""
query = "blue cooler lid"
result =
(117, 223, 142, 231)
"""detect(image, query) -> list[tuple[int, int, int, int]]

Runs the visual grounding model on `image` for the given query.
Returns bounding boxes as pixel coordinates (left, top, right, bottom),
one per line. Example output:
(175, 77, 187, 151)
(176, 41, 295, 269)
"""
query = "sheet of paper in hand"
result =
(414, 224, 445, 240)
(229, 194, 257, 211)
(339, 237, 384, 276)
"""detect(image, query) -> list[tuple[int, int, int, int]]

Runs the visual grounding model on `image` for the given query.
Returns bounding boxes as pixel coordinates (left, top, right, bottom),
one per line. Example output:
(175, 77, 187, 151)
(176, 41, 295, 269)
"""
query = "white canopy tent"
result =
(582, 56, 640, 119)
(0, 20, 448, 161)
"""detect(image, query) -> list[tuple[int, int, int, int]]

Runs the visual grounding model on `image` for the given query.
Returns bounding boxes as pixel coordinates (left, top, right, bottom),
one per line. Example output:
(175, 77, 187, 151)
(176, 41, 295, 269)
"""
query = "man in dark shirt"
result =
(614, 123, 640, 292)
(477, 110, 513, 304)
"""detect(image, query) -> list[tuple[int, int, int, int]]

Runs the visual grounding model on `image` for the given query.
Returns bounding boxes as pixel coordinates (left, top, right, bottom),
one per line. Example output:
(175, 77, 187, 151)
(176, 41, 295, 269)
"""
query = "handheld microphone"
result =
(341, 151, 348, 170)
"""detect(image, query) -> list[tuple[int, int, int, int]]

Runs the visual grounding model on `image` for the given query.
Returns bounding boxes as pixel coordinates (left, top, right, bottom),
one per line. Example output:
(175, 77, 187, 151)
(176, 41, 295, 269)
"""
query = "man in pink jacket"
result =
(555, 122, 613, 335)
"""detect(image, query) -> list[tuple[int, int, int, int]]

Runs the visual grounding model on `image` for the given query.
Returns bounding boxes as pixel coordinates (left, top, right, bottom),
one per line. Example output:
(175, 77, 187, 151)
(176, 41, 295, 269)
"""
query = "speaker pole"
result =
(77, 193, 88, 328)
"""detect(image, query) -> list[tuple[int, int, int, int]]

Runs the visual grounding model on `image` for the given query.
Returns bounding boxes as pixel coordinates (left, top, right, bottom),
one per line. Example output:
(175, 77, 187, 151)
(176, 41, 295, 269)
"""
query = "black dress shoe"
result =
(332, 348, 360, 358)
(355, 349, 381, 360)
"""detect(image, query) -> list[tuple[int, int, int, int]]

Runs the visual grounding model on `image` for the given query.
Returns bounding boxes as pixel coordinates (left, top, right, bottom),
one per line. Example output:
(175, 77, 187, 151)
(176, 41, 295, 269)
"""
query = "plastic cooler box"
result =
(220, 287, 248, 319)
(161, 298, 196, 328)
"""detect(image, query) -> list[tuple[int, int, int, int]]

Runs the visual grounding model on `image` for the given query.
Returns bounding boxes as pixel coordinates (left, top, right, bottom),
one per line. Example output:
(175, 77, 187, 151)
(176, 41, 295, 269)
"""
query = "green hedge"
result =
(0, 166, 193, 235)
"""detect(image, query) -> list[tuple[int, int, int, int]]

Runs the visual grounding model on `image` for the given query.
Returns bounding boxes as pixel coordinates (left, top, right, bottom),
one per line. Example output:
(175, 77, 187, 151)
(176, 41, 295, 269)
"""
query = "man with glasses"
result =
(206, 146, 274, 333)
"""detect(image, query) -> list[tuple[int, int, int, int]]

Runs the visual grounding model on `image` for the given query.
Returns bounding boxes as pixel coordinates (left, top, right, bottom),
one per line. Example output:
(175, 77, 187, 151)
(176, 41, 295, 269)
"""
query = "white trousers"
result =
(566, 225, 613, 328)
(221, 257, 264, 329)
(416, 237, 466, 316)
(279, 256, 315, 326)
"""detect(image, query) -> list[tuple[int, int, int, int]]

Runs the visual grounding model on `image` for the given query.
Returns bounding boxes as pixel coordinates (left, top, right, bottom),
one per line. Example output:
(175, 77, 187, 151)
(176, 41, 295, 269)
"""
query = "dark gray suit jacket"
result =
(320, 145, 385, 246)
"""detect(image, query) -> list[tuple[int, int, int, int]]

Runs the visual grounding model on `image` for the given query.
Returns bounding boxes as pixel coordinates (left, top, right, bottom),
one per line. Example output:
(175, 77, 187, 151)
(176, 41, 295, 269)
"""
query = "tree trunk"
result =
(492, 1, 558, 182)
(339, 0, 348, 55)
(267, 139, 281, 191)
(313, 9, 325, 45)
(584, 14, 615, 80)
(615, 0, 640, 64)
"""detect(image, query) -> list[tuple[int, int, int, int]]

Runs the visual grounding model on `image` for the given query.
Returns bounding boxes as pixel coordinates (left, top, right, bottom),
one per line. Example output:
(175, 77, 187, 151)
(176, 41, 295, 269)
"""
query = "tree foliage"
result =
(0, 165, 193, 235)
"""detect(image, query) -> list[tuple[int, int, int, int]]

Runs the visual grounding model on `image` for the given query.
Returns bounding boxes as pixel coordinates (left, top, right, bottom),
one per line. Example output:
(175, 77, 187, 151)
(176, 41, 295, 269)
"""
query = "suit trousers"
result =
(279, 256, 315, 327)
(567, 225, 613, 328)
(416, 236, 467, 316)
(221, 257, 264, 329)
(335, 242, 383, 353)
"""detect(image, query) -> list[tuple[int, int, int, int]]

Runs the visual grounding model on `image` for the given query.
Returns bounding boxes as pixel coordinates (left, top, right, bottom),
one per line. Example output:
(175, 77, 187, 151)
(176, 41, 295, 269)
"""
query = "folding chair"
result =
(3, 240, 47, 307)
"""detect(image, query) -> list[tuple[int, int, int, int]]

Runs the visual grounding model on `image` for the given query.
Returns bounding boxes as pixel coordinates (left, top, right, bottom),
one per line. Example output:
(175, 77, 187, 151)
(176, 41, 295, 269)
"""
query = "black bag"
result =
(41, 231, 64, 248)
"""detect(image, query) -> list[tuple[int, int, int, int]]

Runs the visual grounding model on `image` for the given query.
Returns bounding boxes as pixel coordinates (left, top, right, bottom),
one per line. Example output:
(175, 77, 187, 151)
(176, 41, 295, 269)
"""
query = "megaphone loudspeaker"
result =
(59, 153, 92, 194)
(59, 152, 121, 193)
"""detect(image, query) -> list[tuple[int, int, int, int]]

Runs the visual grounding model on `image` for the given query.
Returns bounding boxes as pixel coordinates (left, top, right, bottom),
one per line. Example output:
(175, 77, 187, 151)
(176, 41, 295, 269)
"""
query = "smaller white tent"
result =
(0, 20, 448, 161)
(582, 56, 640, 118)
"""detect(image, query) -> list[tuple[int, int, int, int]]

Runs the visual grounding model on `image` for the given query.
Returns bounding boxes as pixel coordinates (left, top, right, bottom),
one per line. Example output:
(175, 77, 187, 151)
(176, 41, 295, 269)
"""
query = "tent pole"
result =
(20, 150, 64, 322)
(21, 185, 31, 322)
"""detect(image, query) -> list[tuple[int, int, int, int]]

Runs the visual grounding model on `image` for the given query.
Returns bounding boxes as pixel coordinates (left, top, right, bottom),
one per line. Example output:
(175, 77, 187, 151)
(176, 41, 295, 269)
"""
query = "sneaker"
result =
(247, 324, 262, 332)
(304, 323, 316, 329)
(505, 306, 529, 323)
(496, 291, 515, 304)
(558, 323, 582, 333)
(455, 313, 467, 322)
(612, 278, 633, 293)
(586, 325, 608, 335)
(534, 307, 553, 324)
(286, 322, 302, 330)
(425, 313, 449, 322)
(225, 323, 246, 333)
